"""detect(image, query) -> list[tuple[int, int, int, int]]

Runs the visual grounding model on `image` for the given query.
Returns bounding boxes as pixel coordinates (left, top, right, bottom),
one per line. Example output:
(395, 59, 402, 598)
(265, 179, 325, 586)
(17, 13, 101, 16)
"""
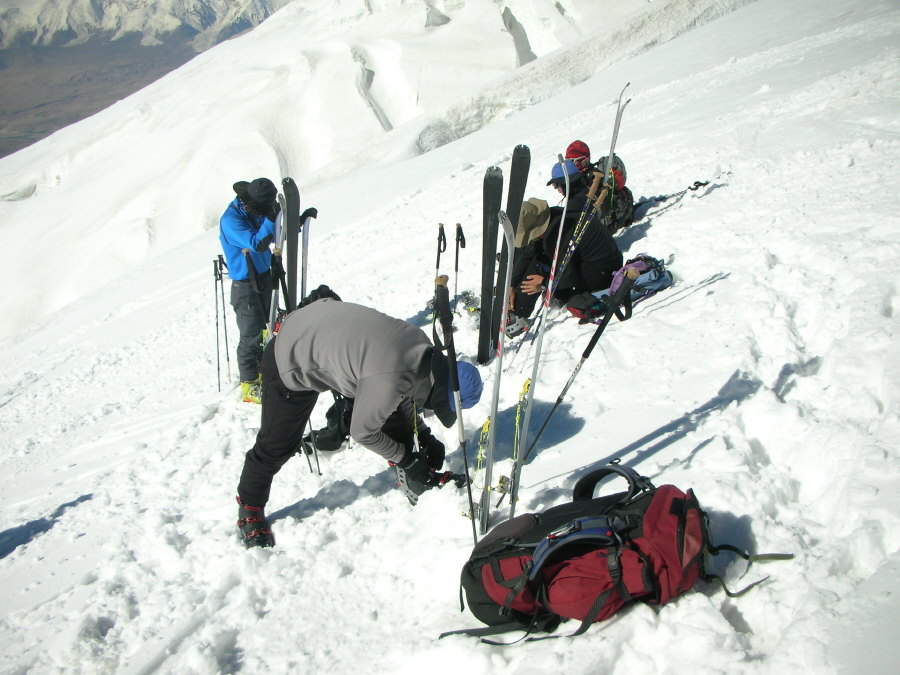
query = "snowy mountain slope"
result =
(0, 0, 899, 673)
(0, 0, 746, 343)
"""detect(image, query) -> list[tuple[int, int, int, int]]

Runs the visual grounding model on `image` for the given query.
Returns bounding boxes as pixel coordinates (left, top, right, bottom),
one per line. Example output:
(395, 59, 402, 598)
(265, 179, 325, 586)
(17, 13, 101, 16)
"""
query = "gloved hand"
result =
(417, 433, 445, 470)
(393, 451, 436, 505)
(300, 207, 318, 221)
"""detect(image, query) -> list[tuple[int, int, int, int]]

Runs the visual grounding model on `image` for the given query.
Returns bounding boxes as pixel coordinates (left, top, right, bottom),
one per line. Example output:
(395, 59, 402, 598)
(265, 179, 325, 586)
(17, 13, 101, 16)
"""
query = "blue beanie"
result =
(547, 159, 580, 185)
(449, 361, 483, 412)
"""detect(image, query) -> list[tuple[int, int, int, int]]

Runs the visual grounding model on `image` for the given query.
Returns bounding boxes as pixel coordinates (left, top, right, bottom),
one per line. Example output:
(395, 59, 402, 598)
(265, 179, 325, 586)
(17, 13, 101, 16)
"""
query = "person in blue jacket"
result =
(219, 178, 278, 403)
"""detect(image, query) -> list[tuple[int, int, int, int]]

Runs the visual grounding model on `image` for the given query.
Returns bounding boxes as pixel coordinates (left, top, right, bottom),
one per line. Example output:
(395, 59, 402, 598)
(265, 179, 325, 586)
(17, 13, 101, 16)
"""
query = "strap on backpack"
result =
(704, 543, 795, 597)
(572, 461, 653, 503)
(439, 611, 561, 643)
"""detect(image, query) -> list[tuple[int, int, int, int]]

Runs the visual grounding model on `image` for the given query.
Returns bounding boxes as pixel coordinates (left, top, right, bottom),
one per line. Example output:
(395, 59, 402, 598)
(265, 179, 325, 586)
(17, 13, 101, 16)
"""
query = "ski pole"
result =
(300, 210, 317, 301)
(478, 211, 516, 535)
(214, 260, 222, 391)
(453, 223, 465, 311)
(217, 255, 232, 383)
(434, 274, 478, 545)
(522, 268, 640, 464)
(435, 223, 447, 279)
(305, 420, 322, 476)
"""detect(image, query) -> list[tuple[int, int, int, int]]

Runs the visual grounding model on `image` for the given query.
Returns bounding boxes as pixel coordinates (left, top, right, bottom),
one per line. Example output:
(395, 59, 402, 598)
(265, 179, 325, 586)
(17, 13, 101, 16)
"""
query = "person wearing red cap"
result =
(565, 139, 592, 174)
(565, 140, 634, 233)
(506, 159, 623, 334)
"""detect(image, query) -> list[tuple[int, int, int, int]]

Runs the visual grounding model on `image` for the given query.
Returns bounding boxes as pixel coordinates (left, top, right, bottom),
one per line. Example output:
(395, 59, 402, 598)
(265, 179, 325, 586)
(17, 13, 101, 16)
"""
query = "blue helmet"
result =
(449, 361, 483, 412)
(547, 159, 580, 186)
(428, 353, 484, 427)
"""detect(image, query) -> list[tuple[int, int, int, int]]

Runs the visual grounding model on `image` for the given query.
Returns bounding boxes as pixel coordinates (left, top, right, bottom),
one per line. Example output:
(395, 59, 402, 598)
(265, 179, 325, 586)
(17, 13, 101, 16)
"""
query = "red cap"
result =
(565, 140, 590, 161)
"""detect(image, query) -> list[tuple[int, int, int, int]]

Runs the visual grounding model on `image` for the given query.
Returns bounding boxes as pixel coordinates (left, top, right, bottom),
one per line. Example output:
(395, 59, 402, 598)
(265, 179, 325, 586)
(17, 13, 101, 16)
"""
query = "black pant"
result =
(230, 275, 272, 382)
(237, 338, 318, 507)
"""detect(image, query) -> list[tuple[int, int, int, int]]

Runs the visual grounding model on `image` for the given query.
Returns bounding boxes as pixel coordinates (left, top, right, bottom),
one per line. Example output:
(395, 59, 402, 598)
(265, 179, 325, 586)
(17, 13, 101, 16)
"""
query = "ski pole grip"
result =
(456, 223, 465, 247)
(434, 276, 453, 333)
(587, 170, 603, 200)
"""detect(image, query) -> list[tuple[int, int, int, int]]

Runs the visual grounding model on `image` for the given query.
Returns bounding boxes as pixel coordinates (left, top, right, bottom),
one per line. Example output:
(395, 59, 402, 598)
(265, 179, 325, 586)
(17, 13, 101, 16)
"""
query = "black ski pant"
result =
(230, 275, 272, 382)
(238, 338, 318, 507)
(237, 340, 431, 507)
(512, 254, 621, 319)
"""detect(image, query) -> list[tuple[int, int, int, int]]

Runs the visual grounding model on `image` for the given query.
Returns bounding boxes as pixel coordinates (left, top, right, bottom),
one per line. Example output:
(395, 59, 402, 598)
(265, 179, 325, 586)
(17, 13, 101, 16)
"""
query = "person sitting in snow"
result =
(565, 139, 634, 234)
(505, 159, 623, 336)
(218, 178, 279, 405)
(235, 297, 483, 548)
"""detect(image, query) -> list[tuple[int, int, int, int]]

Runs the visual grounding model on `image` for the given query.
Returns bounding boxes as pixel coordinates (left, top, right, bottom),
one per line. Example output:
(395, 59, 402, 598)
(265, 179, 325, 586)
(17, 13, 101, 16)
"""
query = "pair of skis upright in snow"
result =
(266, 177, 317, 342)
(472, 83, 632, 533)
(471, 145, 530, 534)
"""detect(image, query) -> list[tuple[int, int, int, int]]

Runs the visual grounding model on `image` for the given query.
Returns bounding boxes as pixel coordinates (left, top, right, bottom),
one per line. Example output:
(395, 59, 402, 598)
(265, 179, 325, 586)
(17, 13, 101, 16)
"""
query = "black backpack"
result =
(308, 393, 354, 451)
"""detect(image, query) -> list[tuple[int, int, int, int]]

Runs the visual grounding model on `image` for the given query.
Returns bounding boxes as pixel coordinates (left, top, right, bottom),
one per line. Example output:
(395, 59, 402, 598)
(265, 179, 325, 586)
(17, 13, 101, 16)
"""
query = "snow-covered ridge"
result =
(0, 0, 287, 49)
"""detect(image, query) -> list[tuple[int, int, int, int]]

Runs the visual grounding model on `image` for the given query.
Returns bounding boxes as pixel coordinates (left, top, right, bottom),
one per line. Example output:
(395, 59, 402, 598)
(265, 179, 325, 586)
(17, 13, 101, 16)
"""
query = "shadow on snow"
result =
(0, 494, 93, 559)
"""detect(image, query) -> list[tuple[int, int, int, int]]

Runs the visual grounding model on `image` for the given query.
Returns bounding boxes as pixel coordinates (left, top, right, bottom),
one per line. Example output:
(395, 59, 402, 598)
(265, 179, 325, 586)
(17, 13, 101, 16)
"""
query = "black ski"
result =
(490, 145, 530, 346)
(477, 167, 503, 365)
(282, 177, 300, 311)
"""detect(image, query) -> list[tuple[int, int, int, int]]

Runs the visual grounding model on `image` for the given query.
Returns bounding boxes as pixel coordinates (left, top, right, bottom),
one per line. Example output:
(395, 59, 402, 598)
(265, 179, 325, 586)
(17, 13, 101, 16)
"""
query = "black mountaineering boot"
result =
(236, 496, 275, 548)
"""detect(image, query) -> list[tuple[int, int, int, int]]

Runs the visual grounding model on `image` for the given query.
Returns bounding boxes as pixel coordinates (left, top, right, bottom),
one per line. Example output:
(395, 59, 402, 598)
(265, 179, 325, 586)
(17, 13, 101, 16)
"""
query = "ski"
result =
(508, 84, 631, 516)
(506, 154, 570, 518)
(495, 378, 531, 509)
(552, 83, 630, 295)
(282, 177, 300, 311)
(465, 417, 491, 521)
(490, 145, 530, 347)
(477, 167, 503, 365)
(478, 210, 516, 535)
(266, 193, 288, 341)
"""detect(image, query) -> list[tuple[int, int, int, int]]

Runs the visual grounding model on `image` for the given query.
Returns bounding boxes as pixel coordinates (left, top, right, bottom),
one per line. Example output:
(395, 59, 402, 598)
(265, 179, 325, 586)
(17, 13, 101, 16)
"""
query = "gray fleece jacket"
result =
(273, 299, 433, 463)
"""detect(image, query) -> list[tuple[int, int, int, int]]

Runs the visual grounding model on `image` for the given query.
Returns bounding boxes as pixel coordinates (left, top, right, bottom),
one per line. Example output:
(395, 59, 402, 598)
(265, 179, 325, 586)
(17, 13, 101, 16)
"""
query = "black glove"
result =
(300, 207, 318, 221)
(418, 433, 445, 470)
(393, 452, 436, 505)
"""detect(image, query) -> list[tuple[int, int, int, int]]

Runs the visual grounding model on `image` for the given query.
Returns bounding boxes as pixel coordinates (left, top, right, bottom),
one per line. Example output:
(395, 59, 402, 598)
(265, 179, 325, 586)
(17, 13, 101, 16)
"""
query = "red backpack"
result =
(442, 463, 792, 642)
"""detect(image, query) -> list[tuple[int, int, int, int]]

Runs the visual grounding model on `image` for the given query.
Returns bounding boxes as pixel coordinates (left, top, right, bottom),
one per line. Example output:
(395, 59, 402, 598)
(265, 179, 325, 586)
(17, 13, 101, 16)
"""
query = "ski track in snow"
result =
(0, 0, 899, 673)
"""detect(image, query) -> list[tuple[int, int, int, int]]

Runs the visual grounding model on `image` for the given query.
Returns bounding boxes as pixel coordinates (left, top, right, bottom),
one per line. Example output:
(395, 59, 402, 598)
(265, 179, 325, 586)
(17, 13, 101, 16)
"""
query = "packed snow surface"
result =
(0, 0, 898, 673)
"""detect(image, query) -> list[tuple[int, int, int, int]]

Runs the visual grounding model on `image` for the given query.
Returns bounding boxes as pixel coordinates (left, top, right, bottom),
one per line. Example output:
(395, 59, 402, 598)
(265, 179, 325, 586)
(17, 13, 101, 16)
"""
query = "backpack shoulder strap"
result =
(572, 462, 654, 502)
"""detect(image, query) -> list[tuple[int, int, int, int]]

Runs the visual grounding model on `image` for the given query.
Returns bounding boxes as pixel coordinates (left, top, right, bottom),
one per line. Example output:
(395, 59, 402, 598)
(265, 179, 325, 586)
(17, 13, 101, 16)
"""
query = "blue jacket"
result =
(219, 197, 275, 281)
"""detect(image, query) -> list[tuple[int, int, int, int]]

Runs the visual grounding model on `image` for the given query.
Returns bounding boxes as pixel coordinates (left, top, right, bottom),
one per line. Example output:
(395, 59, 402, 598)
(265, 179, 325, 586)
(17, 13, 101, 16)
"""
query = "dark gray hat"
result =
(233, 177, 277, 215)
